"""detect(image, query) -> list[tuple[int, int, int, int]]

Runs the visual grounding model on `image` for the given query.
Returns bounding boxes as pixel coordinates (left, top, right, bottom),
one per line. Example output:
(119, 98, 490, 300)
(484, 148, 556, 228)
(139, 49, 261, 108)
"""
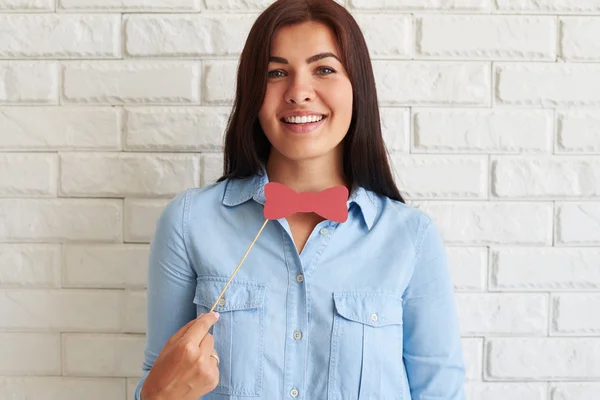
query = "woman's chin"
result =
(278, 146, 337, 163)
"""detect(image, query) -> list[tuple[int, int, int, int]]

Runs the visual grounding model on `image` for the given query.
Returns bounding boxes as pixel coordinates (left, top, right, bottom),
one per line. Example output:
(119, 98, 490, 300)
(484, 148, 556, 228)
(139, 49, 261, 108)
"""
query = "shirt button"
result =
(293, 330, 302, 340)
(370, 313, 378, 322)
(218, 298, 226, 307)
(319, 228, 328, 235)
(296, 274, 304, 283)
(290, 388, 299, 398)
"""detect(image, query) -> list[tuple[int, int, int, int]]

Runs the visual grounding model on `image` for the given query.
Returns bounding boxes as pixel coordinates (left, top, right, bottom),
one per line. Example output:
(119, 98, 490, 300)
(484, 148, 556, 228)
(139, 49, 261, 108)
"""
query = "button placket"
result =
(282, 222, 316, 400)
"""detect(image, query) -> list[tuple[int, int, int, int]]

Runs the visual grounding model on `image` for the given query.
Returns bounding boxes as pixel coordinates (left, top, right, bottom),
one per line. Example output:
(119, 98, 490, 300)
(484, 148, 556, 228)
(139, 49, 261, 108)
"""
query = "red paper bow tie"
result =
(264, 182, 349, 222)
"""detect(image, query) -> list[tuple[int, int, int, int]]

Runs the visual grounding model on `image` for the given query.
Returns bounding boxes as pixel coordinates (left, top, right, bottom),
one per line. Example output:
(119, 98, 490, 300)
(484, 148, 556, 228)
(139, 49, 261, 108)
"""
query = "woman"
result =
(136, 0, 466, 399)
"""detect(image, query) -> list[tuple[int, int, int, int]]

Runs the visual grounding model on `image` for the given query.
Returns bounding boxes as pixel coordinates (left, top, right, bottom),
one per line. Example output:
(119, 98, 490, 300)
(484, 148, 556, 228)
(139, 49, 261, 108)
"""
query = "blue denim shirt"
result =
(135, 170, 466, 400)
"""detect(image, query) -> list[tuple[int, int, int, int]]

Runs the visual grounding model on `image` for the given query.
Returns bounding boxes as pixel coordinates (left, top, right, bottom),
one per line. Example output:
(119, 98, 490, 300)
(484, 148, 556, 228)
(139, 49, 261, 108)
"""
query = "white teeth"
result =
(284, 115, 324, 124)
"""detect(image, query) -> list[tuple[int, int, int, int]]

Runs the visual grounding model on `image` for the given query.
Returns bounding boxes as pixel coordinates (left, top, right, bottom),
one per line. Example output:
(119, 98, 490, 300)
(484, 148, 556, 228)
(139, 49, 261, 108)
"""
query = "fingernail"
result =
(213, 312, 220, 320)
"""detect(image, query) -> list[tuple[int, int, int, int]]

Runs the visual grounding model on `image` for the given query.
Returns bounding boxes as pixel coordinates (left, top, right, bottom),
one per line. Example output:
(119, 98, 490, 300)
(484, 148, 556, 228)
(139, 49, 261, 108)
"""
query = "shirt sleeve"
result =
(402, 216, 466, 400)
(134, 190, 197, 400)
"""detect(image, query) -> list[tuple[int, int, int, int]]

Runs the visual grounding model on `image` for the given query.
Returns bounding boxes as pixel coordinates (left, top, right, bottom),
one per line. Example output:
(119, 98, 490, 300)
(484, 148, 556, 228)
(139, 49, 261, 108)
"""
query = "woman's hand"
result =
(141, 312, 221, 400)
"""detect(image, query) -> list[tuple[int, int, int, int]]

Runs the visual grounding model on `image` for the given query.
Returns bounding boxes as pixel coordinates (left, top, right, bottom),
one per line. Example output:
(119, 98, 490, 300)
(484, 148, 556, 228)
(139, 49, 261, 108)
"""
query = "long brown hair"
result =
(216, 0, 405, 203)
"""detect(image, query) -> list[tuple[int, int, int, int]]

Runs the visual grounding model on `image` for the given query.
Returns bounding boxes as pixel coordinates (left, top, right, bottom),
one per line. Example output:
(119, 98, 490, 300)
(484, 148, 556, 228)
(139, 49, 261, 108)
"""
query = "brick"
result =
(124, 198, 170, 243)
(0, 377, 125, 400)
(373, 61, 490, 106)
(413, 108, 552, 154)
(561, 18, 600, 61)
(486, 338, 600, 379)
(125, 15, 255, 57)
(204, 0, 343, 9)
(60, 153, 200, 197)
(122, 290, 145, 333)
(127, 379, 137, 400)
(200, 153, 224, 187)
(0, 61, 58, 104)
(492, 156, 600, 198)
(495, 63, 600, 106)
(59, 0, 197, 11)
(391, 155, 487, 199)
(353, 14, 413, 58)
(557, 110, 600, 153)
(0, 153, 57, 197)
(0, 289, 127, 331)
(0, 333, 60, 375)
(380, 108, 410, 152)
(0, 244, 60, 288)
(0, 199, 122, 243)
(557, 203, 600, 245)
(0, 107, 121, 151)
(0, 15, 120, 58)
(417, 16, 555, 60)
(414, 202, 552, 245)
(491, 248, 600, 291)
(457, 293, 548, 335)
(203, 0, 280, 9)
(124, 107, 228, 152)
(0, 0, 52, 11)
(62, 62, 201, 105)
(552, 294, 600, 335)
(202, 60, 237, 105)
(63, 334, 145, 377)
(447, 247, 487, 291)
(465, 383, 547, 400)
(496, 0, 600, 13)
(551, 383, 600, 400)
(462, 338, 483, 380)
(349, 0, 489, 11)
(63, 245, 149, 289)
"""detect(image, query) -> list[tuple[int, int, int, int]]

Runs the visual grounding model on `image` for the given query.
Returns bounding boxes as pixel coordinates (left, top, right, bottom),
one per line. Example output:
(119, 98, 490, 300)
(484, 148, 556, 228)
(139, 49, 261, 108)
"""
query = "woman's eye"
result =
(268, 70, 286, 78)
(316, 67, 336, 75)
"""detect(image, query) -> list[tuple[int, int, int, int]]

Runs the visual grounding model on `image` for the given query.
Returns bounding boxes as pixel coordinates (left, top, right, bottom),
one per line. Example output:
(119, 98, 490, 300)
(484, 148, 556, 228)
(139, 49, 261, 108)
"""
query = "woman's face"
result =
(258, 21, 353, 164)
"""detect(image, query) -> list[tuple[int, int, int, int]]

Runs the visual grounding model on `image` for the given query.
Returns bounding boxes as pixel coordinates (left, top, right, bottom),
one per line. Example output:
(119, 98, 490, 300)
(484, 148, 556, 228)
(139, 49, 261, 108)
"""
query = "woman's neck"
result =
(265, 151, 349, 194)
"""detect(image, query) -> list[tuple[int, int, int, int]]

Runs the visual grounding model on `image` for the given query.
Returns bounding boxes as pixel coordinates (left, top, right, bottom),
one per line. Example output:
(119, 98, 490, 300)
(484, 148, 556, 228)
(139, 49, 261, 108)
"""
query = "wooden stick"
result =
(209, 218, 270, 313)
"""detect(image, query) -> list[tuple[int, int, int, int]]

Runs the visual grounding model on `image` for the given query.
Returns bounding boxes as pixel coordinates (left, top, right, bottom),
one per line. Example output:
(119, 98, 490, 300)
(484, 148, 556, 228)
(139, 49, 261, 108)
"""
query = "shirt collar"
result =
(222, 169, 378, 230)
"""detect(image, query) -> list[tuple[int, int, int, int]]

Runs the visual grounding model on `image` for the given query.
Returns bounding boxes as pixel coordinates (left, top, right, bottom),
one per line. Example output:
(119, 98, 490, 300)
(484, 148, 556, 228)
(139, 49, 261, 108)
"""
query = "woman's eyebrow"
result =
(269, 52, 341, 64)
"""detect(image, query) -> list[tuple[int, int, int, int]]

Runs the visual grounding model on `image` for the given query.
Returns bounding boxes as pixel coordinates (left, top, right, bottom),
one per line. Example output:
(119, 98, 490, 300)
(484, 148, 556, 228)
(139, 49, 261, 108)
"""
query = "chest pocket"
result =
(193, 276, 266, 397)
(328, 292, 407, 400)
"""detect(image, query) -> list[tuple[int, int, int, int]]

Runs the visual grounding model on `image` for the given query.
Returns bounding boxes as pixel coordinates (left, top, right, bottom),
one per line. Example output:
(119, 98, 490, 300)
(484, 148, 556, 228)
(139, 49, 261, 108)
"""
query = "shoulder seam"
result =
(410, 216, 431, 280)
(401, 214, 433, 302)
(413, 214, 432, 270)
(182, 189, 194, 272)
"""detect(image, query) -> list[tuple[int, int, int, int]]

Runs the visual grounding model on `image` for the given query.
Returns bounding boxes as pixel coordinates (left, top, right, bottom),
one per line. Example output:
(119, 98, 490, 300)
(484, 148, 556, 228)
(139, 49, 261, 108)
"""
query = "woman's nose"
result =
(285, 77, 315, 104)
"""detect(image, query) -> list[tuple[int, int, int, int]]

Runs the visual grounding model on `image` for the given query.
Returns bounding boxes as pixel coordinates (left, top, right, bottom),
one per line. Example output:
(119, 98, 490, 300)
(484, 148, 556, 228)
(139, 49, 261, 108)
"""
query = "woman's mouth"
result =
(282, 115, 325, 124)
(280, 114, 327, 134)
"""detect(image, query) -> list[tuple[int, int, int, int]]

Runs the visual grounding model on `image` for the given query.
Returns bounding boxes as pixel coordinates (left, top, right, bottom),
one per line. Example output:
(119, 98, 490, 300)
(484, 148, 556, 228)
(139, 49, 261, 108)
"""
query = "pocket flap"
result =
(333, 292, 403, 327)
(194, 276, 266, 312)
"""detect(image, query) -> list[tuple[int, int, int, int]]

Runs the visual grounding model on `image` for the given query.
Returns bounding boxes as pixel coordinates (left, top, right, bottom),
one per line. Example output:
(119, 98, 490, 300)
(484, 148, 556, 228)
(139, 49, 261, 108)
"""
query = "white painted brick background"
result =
(0, 1, 599, 399)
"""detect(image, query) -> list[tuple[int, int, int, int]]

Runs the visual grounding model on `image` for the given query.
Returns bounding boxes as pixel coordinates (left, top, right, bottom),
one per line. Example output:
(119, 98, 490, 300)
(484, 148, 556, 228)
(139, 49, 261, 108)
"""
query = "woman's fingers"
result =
(199, 332, 215, 356)
(167, 317, 200, 345)
(182, 312, 220, 345)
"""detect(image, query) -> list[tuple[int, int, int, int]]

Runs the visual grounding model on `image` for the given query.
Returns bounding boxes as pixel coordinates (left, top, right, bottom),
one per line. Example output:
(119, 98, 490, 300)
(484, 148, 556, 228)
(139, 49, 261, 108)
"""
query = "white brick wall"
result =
(0, 1, 598, 399)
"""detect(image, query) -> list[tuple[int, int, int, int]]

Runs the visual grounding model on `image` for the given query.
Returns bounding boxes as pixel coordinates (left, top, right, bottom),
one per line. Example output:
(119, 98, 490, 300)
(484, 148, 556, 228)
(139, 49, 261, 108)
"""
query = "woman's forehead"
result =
(270, 22, 341, 59)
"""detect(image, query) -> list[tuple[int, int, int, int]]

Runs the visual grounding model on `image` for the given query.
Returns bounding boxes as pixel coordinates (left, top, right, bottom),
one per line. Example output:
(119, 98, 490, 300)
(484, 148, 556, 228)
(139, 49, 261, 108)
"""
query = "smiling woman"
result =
(218, 0, 403, 205)
(259, 22, 353, 164)
(135, 1, 466, 400)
